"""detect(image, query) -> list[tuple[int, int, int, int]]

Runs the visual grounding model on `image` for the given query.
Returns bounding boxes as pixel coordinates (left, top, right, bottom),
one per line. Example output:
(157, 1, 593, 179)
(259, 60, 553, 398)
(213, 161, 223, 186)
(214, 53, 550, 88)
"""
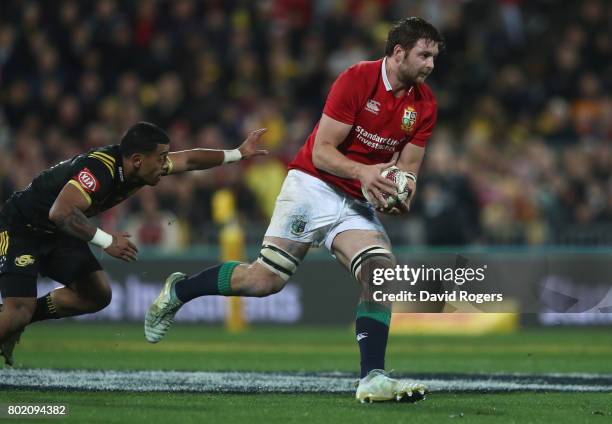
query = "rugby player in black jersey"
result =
(0, 122, 266, 366)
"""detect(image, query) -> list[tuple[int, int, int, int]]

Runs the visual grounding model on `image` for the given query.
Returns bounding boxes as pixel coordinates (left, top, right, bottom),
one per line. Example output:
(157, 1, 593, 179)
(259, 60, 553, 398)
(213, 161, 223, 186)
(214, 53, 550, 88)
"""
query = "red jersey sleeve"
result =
(323, 66, 367, 125)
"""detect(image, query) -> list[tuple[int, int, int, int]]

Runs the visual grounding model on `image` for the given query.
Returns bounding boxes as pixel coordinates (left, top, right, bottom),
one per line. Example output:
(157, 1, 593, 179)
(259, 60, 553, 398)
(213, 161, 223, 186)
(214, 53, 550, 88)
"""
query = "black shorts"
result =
(0, 224, 103, 298)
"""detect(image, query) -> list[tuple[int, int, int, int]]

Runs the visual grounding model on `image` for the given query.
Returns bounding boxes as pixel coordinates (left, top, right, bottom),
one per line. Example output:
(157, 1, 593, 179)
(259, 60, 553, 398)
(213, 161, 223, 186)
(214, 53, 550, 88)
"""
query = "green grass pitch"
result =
(2, 322, 612, 423)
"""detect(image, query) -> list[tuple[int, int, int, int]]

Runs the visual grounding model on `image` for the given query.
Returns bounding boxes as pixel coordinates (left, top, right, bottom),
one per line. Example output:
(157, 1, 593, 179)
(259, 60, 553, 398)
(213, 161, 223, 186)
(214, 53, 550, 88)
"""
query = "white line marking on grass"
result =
(1, 369, 612, 393)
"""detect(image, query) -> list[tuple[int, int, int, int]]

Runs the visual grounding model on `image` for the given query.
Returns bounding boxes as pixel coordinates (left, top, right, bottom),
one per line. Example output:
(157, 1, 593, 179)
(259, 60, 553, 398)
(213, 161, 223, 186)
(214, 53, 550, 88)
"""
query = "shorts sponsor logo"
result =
(401, 106, 417, 133)
(77, 168, 99, 192)
(290, 215, 307, 236)
(15, 254, 35, 267)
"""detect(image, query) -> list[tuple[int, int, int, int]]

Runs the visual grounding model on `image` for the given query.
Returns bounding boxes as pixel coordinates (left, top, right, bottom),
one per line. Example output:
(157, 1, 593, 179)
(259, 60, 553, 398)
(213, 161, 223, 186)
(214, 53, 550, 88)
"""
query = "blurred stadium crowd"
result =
(0, 0, 611, 248)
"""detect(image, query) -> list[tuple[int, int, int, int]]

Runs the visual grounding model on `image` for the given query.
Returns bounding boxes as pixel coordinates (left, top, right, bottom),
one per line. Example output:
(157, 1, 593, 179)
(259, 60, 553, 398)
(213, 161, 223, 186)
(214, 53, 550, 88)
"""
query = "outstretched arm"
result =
(164, 128, 268, 175)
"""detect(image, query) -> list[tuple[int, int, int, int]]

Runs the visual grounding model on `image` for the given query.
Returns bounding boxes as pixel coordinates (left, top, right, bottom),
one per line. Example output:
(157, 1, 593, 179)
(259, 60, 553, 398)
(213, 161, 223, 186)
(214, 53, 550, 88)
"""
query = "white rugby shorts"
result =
(264, 170, 387, 250)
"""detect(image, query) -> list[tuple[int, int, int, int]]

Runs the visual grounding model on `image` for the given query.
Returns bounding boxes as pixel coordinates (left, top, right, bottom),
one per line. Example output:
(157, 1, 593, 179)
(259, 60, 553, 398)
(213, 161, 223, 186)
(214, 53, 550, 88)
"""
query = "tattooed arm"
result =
(50, 205, 96, 240)
(49, 182, 138, 261)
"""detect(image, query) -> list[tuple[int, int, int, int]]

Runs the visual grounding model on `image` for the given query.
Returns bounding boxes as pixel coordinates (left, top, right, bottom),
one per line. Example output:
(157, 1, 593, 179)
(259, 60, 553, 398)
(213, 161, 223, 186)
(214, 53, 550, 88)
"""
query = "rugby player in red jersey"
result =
(146, 17, 443, 403)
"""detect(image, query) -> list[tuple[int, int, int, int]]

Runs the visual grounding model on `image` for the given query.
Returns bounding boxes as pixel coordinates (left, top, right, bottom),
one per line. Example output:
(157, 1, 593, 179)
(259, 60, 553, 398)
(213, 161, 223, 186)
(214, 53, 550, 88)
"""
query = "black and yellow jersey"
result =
(0, 145, 172, 234)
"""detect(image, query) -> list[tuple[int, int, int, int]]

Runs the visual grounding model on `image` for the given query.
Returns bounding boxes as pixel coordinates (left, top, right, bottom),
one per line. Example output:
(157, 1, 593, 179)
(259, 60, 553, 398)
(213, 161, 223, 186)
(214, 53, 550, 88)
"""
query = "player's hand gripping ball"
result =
(361, 165, 412, 211)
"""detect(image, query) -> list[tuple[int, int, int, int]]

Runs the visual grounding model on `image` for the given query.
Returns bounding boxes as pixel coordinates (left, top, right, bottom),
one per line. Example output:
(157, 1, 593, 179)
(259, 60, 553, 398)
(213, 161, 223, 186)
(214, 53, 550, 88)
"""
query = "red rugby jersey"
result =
(289, 58, 437, 199)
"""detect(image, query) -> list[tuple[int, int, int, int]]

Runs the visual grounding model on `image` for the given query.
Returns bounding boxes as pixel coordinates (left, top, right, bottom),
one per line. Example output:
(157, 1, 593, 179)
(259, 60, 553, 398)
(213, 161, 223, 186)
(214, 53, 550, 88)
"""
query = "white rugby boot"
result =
(145, 272, 186, 343)
(355, 369, 427, 403)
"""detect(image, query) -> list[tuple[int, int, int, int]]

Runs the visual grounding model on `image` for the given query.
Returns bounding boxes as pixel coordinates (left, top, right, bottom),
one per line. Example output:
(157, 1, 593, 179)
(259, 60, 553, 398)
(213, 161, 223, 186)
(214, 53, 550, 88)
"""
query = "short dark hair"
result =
(385, 17, 444, 56)
(120, 122, 170, 157)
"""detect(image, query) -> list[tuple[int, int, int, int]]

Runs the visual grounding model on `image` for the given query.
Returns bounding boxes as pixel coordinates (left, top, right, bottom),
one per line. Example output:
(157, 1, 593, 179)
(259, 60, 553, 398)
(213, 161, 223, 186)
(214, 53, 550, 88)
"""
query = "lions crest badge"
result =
(401, 106, 417, 132)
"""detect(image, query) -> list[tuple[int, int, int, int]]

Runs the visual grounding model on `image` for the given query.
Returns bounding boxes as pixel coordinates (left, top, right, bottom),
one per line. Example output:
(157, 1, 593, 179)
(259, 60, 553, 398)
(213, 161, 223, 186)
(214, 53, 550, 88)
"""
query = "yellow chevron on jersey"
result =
(89, 152, 116, 178)
(92, 150, 116, 164)
(0, 231, 9, 256)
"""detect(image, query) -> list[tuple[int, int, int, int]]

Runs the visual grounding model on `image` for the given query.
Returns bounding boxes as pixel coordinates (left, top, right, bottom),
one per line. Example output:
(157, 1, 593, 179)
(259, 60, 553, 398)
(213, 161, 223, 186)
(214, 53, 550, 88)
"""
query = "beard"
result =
(397, 69, 417, 86)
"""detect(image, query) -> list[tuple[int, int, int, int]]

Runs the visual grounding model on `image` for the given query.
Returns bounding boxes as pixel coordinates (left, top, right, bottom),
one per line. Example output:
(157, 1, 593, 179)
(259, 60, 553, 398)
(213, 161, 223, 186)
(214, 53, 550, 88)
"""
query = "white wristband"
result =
(223, 149, 242, 164)
(91, 228, 113, 249)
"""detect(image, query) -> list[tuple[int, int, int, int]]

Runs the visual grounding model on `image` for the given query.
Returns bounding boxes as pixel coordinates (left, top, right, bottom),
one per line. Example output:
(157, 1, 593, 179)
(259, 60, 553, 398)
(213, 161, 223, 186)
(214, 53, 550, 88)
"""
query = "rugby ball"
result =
(361, 166, 411, 210)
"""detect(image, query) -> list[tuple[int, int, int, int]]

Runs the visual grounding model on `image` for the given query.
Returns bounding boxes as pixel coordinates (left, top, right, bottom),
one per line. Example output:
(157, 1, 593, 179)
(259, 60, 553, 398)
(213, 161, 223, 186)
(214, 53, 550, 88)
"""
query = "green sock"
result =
(174, 261, 241, 302)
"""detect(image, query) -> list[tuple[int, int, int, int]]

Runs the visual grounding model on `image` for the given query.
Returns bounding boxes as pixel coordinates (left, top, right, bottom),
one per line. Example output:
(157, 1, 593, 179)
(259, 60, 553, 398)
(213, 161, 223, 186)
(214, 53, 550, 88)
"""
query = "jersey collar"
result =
(118, 164, 125, 183)
(382, 57, 392, 92)
(382, 57, 415, 97)
(111, 145, 125, 183)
